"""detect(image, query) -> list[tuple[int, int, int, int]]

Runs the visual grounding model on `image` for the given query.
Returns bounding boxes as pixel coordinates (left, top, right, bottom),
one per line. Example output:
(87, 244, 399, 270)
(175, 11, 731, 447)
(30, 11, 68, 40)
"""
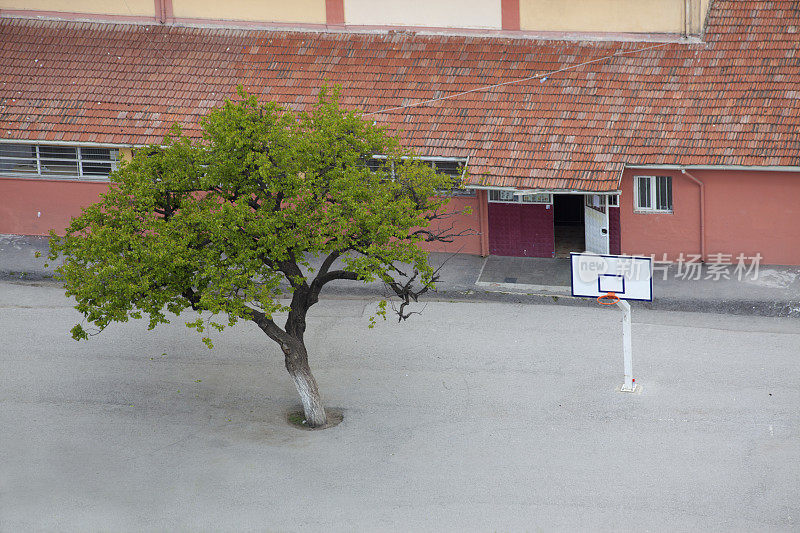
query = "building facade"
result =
(1, 0, 799, 264)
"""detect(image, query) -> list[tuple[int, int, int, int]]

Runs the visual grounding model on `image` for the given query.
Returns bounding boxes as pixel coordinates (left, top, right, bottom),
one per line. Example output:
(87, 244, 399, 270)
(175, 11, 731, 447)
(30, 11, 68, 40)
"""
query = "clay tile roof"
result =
(1, 0, 800, 192)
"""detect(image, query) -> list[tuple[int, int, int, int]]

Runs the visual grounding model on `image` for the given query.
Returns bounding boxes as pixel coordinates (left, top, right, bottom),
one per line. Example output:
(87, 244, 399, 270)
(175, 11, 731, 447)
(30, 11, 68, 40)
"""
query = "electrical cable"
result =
(363, 41, 673, 116)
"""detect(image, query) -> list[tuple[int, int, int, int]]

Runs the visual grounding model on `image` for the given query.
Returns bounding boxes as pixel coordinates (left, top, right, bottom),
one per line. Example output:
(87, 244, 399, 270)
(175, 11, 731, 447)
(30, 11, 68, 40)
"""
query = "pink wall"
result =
(0, 177, 486, 254)
(419, 195, 483, 256)
(620, 168, 800, 265)
(0, 178, 110, 236)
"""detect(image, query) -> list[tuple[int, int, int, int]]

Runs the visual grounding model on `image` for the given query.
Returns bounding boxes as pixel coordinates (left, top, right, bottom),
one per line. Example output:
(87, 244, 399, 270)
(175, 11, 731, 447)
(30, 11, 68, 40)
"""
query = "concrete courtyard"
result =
(1, 280, 798, 531)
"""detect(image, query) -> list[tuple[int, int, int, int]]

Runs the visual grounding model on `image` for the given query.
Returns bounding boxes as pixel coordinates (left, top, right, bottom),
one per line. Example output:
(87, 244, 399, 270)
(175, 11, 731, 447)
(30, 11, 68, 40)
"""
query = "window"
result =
(489, 190, 552, 204)
(489, 189, 516, 202)
(430, 159, 474, 197)
(607, 194, 619, 207)
(634, 175, 672, 213)
(521, 193, 552, 204)
(366, 155, 475, 197)
(365, 157, 394, 178)
(0, 143, 119, 180)
(585, 194, 606, 213)
(430, 160, 462, 177)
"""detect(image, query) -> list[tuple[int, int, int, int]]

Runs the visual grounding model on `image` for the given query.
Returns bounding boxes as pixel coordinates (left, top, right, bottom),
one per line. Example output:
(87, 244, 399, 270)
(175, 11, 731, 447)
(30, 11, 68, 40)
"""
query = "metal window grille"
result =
(0, 143, 119, 180)
(520, 193, 552, 204)
(431, 160, 474, 197)
(366, 155, 474, 197)
(489, 189, 516, 202)
(489, 190, 552, 204)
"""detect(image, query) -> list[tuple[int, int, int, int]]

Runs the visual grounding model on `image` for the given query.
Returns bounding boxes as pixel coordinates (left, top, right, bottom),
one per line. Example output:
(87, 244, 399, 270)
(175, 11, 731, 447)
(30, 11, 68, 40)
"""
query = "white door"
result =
(584, 195, 610, 254)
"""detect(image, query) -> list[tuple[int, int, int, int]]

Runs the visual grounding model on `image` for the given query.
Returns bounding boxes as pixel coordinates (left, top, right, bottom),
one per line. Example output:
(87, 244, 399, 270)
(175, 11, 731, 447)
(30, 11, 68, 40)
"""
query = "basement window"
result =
(634, 175, 672, 213)
(0, 142, 119, 181)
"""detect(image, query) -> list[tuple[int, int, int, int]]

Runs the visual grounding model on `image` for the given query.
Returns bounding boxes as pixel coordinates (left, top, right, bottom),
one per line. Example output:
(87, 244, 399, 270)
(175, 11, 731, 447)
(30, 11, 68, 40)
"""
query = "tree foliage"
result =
(49, 87, 466, 426)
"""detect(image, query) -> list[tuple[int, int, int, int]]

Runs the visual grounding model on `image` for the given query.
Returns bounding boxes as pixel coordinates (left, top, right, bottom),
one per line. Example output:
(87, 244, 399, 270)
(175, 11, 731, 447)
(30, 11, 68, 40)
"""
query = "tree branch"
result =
(413, 225, 479, 243)
(382, 259, 450, 321)
(311, 269, 359, 292)
(182, 287, 202, 311)
(317, 250, 341, 277)
(246, 306, 290, 346)
(278, 255, 309, 290)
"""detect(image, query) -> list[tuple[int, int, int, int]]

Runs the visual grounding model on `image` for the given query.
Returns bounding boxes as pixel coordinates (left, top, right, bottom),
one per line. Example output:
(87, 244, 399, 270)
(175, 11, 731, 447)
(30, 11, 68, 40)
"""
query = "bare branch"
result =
(413, 224, 478, 243)
(422, 209, 463, 221)
(389, 299, 428, 322)
(382, 261, 447, 321)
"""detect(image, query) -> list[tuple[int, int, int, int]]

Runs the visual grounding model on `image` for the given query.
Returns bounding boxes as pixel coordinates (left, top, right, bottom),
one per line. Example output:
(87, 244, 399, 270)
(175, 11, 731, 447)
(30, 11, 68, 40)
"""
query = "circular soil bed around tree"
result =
(286, 408, 344, 430)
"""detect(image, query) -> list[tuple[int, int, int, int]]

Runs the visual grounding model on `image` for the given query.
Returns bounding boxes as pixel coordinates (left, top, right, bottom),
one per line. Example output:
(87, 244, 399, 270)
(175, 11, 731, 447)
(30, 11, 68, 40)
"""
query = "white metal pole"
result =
(603, 198, 610, 254)
(616, 299, 634, 391)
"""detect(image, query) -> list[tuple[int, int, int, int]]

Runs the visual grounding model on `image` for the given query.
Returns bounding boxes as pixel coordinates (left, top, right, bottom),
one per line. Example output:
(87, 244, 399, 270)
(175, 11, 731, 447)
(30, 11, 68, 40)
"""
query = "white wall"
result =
(0, 0, 153, 16)
(344, 0, 502, 29)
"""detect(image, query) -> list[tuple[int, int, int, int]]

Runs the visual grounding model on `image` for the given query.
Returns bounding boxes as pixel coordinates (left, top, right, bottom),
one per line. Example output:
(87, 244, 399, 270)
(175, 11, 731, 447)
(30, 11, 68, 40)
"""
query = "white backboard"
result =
(570, 253, 653, 302)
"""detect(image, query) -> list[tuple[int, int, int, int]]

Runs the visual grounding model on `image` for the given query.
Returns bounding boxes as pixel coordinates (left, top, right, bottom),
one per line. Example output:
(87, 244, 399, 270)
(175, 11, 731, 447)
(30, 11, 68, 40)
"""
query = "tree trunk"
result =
(282, 342, 327, 427)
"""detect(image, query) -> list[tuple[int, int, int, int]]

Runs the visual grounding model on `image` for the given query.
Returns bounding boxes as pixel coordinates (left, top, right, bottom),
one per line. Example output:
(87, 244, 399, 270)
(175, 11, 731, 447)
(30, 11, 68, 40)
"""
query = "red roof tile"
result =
(1, 1, 800, 191)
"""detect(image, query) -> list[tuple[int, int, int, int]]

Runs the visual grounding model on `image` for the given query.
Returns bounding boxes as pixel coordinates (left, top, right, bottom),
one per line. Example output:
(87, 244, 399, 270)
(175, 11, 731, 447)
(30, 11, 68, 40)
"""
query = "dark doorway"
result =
(553, 194, 584, 257)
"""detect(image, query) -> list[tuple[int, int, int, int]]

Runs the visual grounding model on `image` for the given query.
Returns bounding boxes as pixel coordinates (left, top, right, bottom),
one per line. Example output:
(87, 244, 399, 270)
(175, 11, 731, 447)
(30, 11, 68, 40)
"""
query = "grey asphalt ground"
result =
(1, 280, 799, 531)
(3, 234, 800, 317)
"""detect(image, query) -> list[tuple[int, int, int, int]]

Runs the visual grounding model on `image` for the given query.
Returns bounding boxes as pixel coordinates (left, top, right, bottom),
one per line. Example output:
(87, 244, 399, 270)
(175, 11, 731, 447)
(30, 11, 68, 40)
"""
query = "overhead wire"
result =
(363, 41, 673, 116)
(114, 3, 673, 117)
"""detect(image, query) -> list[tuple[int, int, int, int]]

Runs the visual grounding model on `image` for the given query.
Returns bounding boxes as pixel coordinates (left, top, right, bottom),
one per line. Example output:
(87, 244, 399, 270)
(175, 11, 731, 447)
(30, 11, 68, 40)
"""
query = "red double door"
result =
(487, 202, 555, 257)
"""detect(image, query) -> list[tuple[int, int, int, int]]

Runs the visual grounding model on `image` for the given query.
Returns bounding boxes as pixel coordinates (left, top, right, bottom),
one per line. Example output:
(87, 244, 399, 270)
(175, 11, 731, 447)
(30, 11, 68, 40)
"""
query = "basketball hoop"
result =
(597, 292, 620, 305)
(571, 253, 652, 393)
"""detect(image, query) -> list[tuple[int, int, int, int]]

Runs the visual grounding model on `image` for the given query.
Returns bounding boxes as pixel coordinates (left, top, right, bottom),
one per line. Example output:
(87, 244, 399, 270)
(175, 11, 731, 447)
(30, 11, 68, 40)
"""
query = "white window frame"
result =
(607, 194, 619, 207)
(488, 190, 552, 204)
(634, 175, 673, 213)
(0, 142, 119, 181)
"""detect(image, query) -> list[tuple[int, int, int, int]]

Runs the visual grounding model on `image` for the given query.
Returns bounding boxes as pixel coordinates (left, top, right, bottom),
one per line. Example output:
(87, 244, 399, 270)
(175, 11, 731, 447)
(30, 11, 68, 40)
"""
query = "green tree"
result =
(49, 88, 466, 427)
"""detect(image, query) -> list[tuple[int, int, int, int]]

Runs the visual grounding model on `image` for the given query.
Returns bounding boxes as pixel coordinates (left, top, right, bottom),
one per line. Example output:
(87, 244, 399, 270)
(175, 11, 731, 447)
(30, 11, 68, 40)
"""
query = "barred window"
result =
(365, 156, 474, 197)
(364, 157, 394, 179)
(430, 159, 474, 197)
(0, 143, 119, 180)
(489, 190, 552, 204)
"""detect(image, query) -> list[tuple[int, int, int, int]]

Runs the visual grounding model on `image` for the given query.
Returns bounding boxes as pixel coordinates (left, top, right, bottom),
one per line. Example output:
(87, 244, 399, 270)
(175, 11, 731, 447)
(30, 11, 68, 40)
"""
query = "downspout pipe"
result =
(683, 0, 694, 37)
(680, 167, 705, 261)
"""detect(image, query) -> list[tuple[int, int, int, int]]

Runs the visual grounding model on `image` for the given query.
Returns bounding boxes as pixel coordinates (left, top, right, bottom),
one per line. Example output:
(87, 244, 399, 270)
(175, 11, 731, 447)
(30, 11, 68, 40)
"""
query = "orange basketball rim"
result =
(597, 292, 620, 305)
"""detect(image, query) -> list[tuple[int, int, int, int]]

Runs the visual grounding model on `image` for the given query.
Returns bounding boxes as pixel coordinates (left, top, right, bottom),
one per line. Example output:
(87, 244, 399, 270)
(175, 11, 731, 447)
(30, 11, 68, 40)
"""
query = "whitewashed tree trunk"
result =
(283, 343, 327, 427)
